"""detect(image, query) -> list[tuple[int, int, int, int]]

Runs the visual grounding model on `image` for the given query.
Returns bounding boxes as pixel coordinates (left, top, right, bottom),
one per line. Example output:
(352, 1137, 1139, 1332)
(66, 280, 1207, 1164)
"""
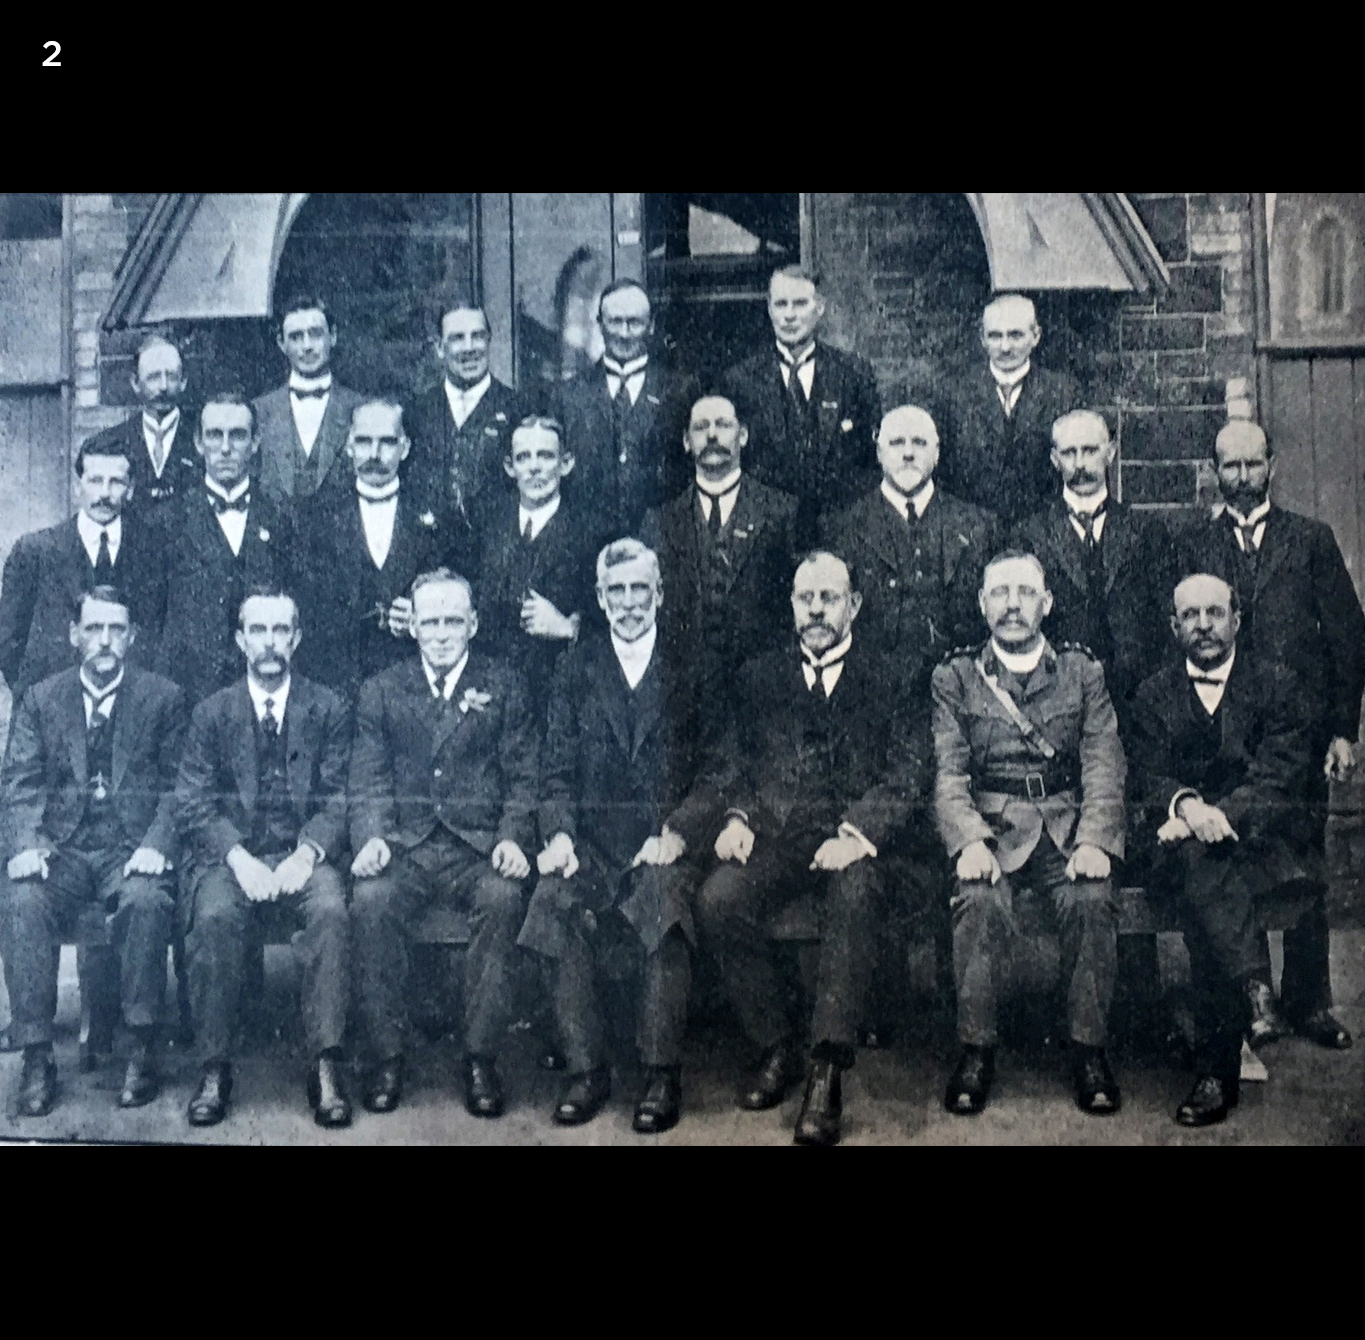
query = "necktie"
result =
(149, 420, 170, 476)
(1236, 522, 1259, 554)
(803, 651, 847, 695)
(1190, 674, 1224, 686)
(208, 490, 250, 515)
(785, 355, 811, 411)
(291, 386, 328, 400)
(523, 515, 534, 542)
(612, 376, 633, 453)
(261, 698, 279, 737)
(94, 529, 113, 578)
(1070, 508, 1102, 548)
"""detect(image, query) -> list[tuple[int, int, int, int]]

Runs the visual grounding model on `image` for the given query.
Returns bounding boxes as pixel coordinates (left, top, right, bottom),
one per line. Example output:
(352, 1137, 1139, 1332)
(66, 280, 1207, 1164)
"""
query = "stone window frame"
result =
(1297, 206, 1352, 333)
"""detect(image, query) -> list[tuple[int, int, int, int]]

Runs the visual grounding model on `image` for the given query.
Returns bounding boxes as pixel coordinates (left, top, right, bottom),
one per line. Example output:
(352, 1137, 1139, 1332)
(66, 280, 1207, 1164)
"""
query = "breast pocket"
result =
(1037, 689, 1085, 756)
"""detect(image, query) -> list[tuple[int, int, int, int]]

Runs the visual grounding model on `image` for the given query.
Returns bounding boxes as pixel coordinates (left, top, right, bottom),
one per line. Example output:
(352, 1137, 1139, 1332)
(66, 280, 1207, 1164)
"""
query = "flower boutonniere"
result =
(419, 511, 437, 528)
(459, 687, 492, 715)
(258, 526, 271, 543)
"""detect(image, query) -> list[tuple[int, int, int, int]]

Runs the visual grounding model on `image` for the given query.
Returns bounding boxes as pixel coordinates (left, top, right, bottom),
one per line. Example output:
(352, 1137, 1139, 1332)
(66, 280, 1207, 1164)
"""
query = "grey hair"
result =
(596, 537, 660, 587)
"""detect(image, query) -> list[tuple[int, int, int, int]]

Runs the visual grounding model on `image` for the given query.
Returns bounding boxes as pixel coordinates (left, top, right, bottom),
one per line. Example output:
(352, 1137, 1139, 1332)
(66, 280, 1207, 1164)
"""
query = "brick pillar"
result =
(69, 193, 133, 458)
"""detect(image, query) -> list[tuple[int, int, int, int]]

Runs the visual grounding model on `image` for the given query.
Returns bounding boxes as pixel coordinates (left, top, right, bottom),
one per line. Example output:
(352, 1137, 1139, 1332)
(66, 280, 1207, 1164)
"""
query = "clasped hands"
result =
(954, 838, 1110, 885)
(229, 843, 318, 902)
(6, 846, 170, 882)
(710, 817, 869, 873)
(1160, 796, 1239, 847)
(351, 836, 530, 881)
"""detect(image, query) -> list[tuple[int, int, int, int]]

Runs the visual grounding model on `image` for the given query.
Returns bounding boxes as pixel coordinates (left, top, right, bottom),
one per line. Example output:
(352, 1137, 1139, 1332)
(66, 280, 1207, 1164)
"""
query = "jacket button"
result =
(889, 579, 897, 588)
(434, 768, 442, 778)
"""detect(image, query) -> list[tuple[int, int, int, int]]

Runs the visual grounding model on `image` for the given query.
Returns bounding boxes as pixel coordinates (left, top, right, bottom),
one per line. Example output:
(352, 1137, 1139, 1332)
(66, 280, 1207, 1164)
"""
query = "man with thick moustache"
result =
(252, 294, 365, 503)
(1, 586, 185, 1116)
(521, 539, 722, 1134)
(1013, 409, 1178, 729)
(406, 304, 524, 568)
(641, 393, 798, 703)
(722, 266, 881, 544)
(555, 279, 700, 543)
(0, 442, 165, 704)
(822, 403, 998, 667)
(933, 548, 1126, 1117)
(1176, 420, 1363, 1049)
(175, 587, 352, 1128)
(295, 396, 446, 703)
(697, 550, 932, 1147)
(935, 294, 1082, 525)
(349, 569, 538, 1119)
(154, 392, 293, 708)
(1130, 574, 1324, 1125)
(82, 334, 201, 514)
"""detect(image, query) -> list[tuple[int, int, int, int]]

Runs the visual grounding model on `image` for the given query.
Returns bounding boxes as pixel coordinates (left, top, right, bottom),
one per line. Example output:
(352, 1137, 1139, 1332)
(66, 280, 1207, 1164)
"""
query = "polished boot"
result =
(187, 1062, 232, 1127)
(1247, 979, 1287, 1046)
(1073, 1045, 1121, 1115)
(307, 1053, 352, 1128)
(363, 1056, 405, 1114)
(1296, 1009, 1353, 1050)
(794, 1060, 843, 1146)
(118, 1036, 160, 1108)
(739, 1041, 800, 1111)
(463, 1055, 505, 1118)
(554, 1067, 611, 1126)
(633, 1066, 681, 1135)
(1176, 1074, 1239, 1127)
(17, 1046, 57, 1117)
(945, 1045, 995, 1115)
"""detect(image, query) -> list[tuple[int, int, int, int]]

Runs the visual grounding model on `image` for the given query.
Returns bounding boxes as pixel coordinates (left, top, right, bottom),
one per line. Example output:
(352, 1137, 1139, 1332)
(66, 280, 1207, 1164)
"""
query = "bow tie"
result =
(1189, 673, 1225, 686)
(207, 490, 250, 515)
(291, 385, 329, 400)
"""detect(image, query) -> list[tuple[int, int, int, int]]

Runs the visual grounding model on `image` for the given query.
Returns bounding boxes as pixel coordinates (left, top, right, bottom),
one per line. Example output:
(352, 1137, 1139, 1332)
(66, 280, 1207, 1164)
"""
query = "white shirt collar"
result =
(880, 477, 935, 520)
(289, 372, 332, 393)
(611, 622, 657, 689)
(422, 651, 469, 700)
(76, 511, 122, 556)
(1225, 498, 1271, 527)
(802, 632, 853, 670)
(1063, 484, 1108, 515)
(602, 355, 649, 380)
(992, 637, 1047, 675)
(777, 340, 816, 368)
(356, 478, 400, 503)
(519, 493, 561, 540)
(142, 407, 180, 433)
(80, 666, 123, 703)
(990, 359, 1031, 389)
(1187, 647, 1236, 683)
(697, 468, 742, 498)
(205, 475, 250, 504)
(246, 674, 291, 721)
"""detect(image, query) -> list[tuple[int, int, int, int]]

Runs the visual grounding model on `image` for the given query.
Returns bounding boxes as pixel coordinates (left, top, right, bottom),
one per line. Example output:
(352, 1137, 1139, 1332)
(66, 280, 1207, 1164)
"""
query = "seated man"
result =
(175, 587, 353, 1129)
(349, 569, 538, 1119)
(1130, 573, 1324, 1126)
(697, 550, 932, 1147)
(520, 539, 721, 1134)
(0, 585, 184, 1116)
(932, 548, 1125, 1117)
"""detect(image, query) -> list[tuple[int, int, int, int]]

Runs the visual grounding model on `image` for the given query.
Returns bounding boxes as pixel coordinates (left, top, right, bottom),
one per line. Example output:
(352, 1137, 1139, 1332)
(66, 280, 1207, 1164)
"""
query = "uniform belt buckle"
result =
(1025, 772, 1046, 801)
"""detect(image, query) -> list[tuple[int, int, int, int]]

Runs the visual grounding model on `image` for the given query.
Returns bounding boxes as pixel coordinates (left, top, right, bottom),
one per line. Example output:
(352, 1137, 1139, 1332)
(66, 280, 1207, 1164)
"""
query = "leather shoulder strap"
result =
(974, 653, 1057, 759)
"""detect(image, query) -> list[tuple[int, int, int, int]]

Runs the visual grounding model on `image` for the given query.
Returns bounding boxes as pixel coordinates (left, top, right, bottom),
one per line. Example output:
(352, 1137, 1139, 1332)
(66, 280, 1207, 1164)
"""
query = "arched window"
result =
(1312, 216, 1346, 316)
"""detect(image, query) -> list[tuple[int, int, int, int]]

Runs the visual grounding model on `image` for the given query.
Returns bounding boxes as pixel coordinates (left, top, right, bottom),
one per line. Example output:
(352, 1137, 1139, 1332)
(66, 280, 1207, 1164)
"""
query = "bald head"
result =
(1050, 409, 1115, 497)
(982, 294, 1040, 374)
(877, 404, 940, 497)
(1172, 572, 1240, 668)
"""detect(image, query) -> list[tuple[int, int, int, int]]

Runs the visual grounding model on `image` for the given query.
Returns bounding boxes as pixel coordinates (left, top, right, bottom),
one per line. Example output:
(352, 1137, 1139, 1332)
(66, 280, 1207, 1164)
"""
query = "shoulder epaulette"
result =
(1057, 641, 1099, 659)
(940, 641, 986, 664)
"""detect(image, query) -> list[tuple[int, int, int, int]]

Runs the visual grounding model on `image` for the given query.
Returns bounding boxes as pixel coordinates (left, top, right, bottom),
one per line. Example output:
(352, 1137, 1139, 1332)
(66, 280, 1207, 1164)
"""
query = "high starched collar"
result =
(801, 632, 852, 670)
(990, 360, 1031, 389)
(881, 477, 935, 519)
(356, 479, 400, 502)
(1187, 647, 1235, 684)
(1063, 484, 1108, 516)
(289, 372, 332, 393)
(990, 637, 1051, 675)
(777, 340, 816, 369)
(80, 667, 124, 704)
(697, 469, 742, 499)
(205, 476, 250, 504)
(603, 355, 649, 380)
(1224, 498, 1271, 528)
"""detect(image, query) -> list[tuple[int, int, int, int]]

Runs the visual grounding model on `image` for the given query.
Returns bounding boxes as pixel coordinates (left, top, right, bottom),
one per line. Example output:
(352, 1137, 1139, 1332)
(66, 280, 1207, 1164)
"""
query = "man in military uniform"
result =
(932, 548, 1126, 1116)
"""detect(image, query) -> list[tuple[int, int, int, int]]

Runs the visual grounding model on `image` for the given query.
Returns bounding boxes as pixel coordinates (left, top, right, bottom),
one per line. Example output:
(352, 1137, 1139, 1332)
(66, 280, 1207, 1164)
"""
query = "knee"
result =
(120, 878, 174, 918)
(4, 880, 50, 919)
(952, 881, 1009, 928)
(1056, 879, 1115, 923)
(350, 875, 397, 924)
(697, 868, 748, 928)
(474, 874, 525, 926)
(828, 862, 880, 912)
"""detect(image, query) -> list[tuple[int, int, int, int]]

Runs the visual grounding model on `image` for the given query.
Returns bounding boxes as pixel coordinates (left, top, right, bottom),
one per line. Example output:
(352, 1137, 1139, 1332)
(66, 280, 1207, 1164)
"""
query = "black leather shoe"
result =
(1296, 1009, 1353, 1050)
(119, 1042, 160, 1109)
(464, 1056, 505, 1118)
(1247, 979, 1287, 1046)
(363, 1056, 405, 1114)
(17, 1047, 57, 1117)
(1073, 1045, 1120, 1115)
(307, 1055, 352, 1128)
(554, 1067, 611, 1126)
(633, 1067, 681, 1134)
(739, 1042, 799, 1111)
(945, 1045, 995, 1115)
(187, 1062, 232, 1127)
(1176, 1074, 1239, 1127)
(794, 1060, 843, 1146)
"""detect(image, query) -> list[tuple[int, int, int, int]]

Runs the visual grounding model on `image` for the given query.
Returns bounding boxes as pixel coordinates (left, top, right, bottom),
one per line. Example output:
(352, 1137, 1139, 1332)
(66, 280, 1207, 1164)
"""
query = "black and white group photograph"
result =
(0, 192, 1360, 1146)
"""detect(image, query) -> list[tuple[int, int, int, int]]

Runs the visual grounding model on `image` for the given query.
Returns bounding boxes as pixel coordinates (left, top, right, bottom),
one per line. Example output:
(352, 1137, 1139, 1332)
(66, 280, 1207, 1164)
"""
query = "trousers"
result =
(952, 833, 1117, 1048)
(183, 859, 350, 1062)
(1247, 887, 1334, 1021)
(1, 845, 174, 1048)
(351, 830, 525, 1062)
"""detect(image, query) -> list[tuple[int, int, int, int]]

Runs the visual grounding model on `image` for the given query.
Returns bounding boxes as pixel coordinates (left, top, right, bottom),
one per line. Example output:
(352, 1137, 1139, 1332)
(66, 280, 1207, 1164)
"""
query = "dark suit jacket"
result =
(0, 514, 166, 700)
(641, 475, 798, 695)
(252, 382, 364, 502)
(822, 484, 998, 668)
(174, 674, 350, 869)
(555, 360, 701, 544)
(1174, 504, 1365, 745)
(1131, 655, 1317, 860)
(934, 364, 1081, 524)
(0, 666, 185, 862)
(82, 411, 202, 517)
(539, 632, 721, 871)
(152, 489, 294, 708)
(721, 341, 881, 542)
(349, 652, 538, 857)
(1013, 498, 1179, 716)
(293, 480, 447, 701)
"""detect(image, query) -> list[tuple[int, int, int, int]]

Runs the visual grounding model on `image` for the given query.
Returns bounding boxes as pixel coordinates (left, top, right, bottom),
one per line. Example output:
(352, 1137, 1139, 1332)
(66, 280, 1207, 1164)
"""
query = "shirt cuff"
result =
(300, 837, 326, 863)
(1169, 789, 1201, 823)
(838, 822, 877, 859)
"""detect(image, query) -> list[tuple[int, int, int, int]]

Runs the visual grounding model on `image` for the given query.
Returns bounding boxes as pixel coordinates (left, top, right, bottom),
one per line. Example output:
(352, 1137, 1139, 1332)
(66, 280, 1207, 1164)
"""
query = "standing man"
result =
(642, 393, 798, 703)
(252, 294, 364, 503)
(407, 304, 524, 570)
(0, 442, 164, 703)
(294, 396, 446, 703)
(155, 392, 293, 708)
(349, 570, 538, 1120)
(936, 294, 1081, 525)
(722, 266, 881, 544)
(697, 551, 932, 1147)
(1130, 574, 1320, 1125)
(1014, 409, 1178, 728)
(520, 539, 722, 1134)
(932, 549, 1126, 1117)
(1176, 420, 1363, 1048)
(822, 403, 998, 667)
(556, 280, 700, 543)
(82, 334, 201, 514)
(175, 587, 353, 1128)
(1, 586, 184, 1116)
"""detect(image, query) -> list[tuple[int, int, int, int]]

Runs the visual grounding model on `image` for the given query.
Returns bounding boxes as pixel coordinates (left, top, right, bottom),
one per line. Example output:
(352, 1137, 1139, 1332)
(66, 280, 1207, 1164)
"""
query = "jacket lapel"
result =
(627, 363, 664, 446)
(1048, 502, 1088, 596)
(1100, 504, 1136, 594)
(866, 491, 904, 575)
(310, 389, 350, 487)
(110, 669, 138, 791)
(724, 478, 769, 575)
(1253, 508, 1291, 600)
(228, 682, 258, 817)
(592, 640, 634, 760)
(61, 673, 88, 786)
(283, 681, 314, 807)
